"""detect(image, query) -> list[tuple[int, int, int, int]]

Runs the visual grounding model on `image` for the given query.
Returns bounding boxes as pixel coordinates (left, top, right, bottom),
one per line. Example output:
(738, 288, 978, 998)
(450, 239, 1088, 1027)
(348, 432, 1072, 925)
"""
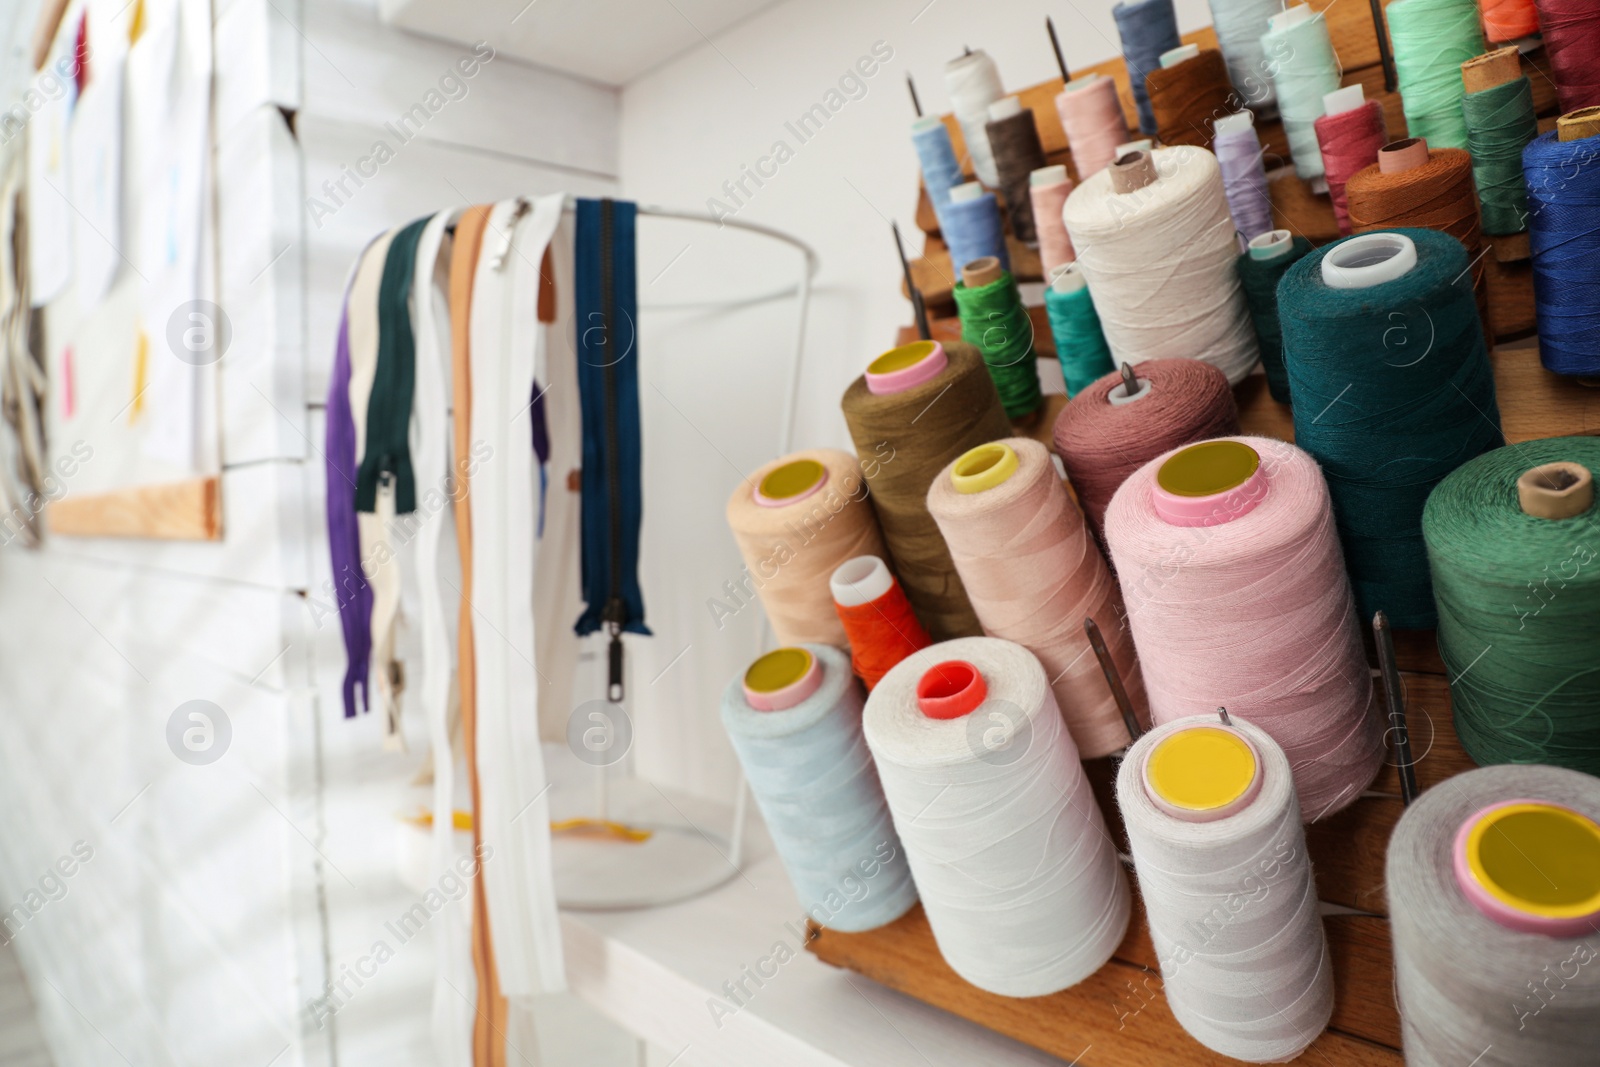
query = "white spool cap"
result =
(1031, 164, 1069, 187)
(1249, 229, 1294, 261)
(910, 114, 945, 134)
(1310, 175, 1329, 195)
(1160, 44, 1201, 68)
(1116, 138, 1155, 157)
(987, 96, 1024, 122)
(830, 555, 893, 607)
(1322, 232, 1418, 289)
(1050, 262, 1087, 294)
(1268, 4, 1313, 31)
(949, 181, 985, 204)
(1062, 73, 1102, 93)
(1108, 373, 1153, 405)
(1214, 111, 1255, 136)
(1323, 84, 1366, 116)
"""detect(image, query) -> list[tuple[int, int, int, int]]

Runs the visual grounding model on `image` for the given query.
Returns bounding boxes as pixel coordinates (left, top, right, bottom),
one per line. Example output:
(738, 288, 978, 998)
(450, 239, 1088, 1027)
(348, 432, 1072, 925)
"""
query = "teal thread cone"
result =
(1280, 228, 1503, 627)
(1044, 283, 1115, 397)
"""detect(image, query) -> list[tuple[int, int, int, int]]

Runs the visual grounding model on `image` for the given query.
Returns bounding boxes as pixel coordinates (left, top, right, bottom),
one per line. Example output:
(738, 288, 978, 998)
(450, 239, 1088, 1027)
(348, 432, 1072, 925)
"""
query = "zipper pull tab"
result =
(491, 197, 532, 272)
(603, 596, 628, 704)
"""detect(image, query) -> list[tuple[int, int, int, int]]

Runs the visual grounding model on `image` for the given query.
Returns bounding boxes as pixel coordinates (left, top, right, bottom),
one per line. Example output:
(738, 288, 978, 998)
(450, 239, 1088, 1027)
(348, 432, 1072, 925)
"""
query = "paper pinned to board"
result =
(70, 52, 126, 307)
(125, 0, 211, 470)
(26, 85, 72, 307)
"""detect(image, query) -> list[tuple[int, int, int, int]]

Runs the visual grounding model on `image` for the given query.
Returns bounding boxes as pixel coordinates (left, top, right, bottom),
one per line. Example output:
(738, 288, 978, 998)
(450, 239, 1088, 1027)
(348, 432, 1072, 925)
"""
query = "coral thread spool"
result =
(831, 555, 932, 691)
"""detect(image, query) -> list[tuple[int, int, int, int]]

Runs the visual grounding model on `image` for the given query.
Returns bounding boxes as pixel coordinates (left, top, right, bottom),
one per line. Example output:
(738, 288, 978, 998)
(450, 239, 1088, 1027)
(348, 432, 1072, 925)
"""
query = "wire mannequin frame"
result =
(552, 197, 817, 909)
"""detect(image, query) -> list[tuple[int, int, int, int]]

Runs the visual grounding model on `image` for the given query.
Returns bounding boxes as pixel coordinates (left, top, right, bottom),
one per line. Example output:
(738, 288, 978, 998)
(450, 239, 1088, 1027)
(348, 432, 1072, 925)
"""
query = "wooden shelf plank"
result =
(809, 904, 1404, 1066)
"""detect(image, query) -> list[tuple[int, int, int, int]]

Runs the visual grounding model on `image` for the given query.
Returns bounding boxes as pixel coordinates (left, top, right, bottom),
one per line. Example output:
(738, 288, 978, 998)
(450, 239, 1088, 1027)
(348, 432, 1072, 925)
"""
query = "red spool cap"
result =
(916, 661, 987, 719)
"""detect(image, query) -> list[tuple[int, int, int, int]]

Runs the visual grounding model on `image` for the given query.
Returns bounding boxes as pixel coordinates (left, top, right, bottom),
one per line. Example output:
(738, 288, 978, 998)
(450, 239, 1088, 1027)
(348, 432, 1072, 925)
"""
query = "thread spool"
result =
(1423, 437, 1600, 772)
(1347, 140, 1489, 332)
(1114, 0, 1183, 136)
(1280, 229, 1502, 627)
(726, 449, 889, 648)
(721, 644, 919, 932)
(952, 259, 1043, 421)
(830, 555, 932, 691)
(944, 50, 1005, 187)
(1118, 716, 1333, 1060)
(1064, 146, 1261, 384)
(1236, 229, 1313, 405)
(1535, 0, 1600, 113)
(911, 116, 965, 222)
(863, 637, 1131, 996)
(926, 439, 1148, 757)
(1053, 358, 1240, 545)
(1389, 764, 1600, 1066)
(942, 182, 1010, 276)
(1147, 48, 1236, 150)
(985, 99, 1047, 244)
(1387, 0, 1487, 149)
(841, 341, 1011, 641)
(1029, 166, 1076, 276)
(1107, 438, 1383, 818)
(1314, 85, 1387, 235)
(1205, 0, 1282, 114)
(1481, 0, 1541, 40)
(1055, 74, 1129, 182)
(1461, 49, 1539, 241)
(1261, 5, 1340, 189)
(1044, 263, 1115, 396)
(1214, 111, 1274, 241)
(1524, 122, 1600, 378)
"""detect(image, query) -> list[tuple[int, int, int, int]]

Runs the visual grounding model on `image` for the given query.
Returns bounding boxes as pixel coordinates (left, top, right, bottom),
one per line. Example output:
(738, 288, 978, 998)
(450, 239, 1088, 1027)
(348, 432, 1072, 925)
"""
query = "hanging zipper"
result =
(600, 199, 628, 704)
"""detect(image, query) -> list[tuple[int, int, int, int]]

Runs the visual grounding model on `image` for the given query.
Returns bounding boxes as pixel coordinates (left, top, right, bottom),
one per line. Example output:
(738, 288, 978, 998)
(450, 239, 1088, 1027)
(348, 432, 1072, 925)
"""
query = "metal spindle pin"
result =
(1120, 361, 1139, 397)
(1374, 610, 1419, 806)
(1046, 16, 1071, 83)
(1218, 707, 1232, 727)
(1084, 617, 1142, 742)
(907, 74, 922, 117)
(892, 221, 932, 341)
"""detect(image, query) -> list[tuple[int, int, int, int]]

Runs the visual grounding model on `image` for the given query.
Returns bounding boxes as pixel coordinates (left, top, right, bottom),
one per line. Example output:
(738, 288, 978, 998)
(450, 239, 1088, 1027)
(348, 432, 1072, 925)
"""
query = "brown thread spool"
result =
(1146, 48, 1235, 151)
(1346, 139, 1490, 336)
(984, 98, 1048, 245)
(840, 341, 1012, 640)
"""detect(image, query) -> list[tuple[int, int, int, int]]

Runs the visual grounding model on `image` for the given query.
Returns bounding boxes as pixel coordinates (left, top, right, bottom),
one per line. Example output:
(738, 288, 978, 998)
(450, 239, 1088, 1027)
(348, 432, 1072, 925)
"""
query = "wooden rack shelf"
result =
(823, 4, 1596, 1045)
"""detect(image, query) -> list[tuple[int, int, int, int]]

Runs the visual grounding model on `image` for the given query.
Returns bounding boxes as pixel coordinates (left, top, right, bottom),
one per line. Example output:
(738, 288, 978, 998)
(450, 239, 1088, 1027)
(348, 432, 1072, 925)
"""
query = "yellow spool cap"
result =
(744, 648, 814, 694)
(758, 459, 826, 502)
(1157, 440, 1261, 497)
(1466, 803, 1600, 920)
(868, 340, 939, 376)
(1146, 727, 1259, 813)
(951, 442, 1019, 494)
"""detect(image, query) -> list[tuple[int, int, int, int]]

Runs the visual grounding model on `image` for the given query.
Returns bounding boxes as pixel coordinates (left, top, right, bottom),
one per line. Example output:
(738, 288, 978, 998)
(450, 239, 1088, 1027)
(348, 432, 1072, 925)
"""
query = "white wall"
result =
(0, 0, 632, 1064)
(615, 0, 1210, 804)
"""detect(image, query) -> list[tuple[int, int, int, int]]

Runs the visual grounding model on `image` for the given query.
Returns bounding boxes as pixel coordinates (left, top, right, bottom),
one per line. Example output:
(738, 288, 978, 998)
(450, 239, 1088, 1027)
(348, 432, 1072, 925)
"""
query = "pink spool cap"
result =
(916, 661, 987, 720)
(1453, 799, 1600, 937)
(742, 648, 824, 711)
(753, 457, 828, 508)
(1151, 440, 1269, 527)
(865, 340, 948, 395)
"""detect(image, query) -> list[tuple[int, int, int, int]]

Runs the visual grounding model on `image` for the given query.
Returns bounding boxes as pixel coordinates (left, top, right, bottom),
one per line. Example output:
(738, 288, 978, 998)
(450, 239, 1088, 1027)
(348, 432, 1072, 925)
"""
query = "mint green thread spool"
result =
(1260, 5, 1341, 189)
(1387, 0, 1486, 149)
